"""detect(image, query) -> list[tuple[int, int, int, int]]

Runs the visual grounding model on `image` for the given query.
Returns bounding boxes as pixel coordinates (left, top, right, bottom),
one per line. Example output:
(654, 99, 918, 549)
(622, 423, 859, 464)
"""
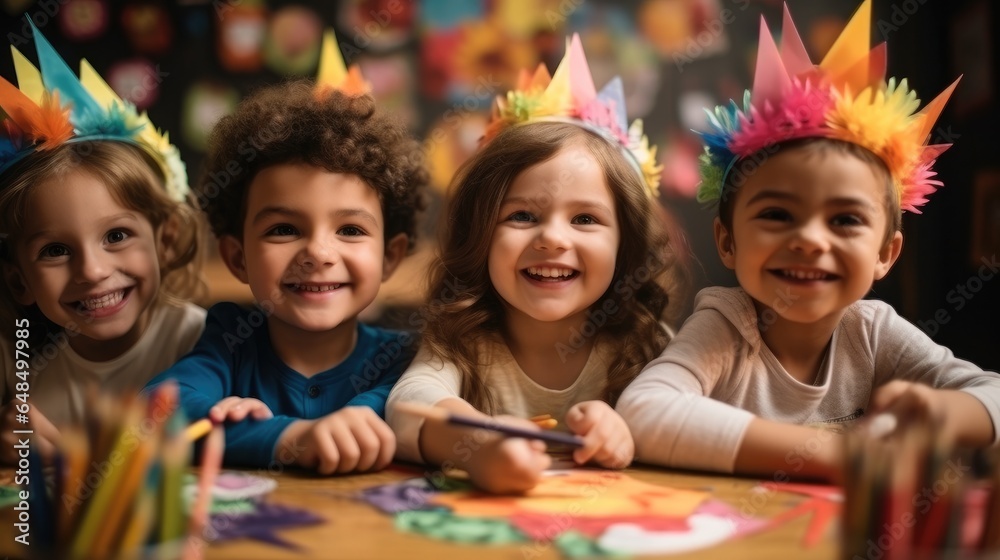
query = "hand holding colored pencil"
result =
(394, 402, 583, 448)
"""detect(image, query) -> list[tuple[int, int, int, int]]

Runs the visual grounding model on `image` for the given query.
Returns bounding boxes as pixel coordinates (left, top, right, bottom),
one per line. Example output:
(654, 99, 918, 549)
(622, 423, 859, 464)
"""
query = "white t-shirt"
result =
(617, 287, 1000, 474)
(387, 337, 612, 462)
(1, 302, 206, 427)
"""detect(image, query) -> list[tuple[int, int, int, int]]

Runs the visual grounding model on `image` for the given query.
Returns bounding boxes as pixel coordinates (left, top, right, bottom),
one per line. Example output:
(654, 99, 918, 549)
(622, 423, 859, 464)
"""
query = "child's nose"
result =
(789, 220, 831, 254)
(533, 222, 570, 251)
(297, 236, 337, 268)
(74, 247, 112, 283)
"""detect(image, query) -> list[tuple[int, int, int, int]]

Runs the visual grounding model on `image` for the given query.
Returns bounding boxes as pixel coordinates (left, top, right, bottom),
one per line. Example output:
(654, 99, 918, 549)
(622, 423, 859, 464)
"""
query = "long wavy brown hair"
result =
(0, 141, 204, 339)
(422, 122, 686, 414)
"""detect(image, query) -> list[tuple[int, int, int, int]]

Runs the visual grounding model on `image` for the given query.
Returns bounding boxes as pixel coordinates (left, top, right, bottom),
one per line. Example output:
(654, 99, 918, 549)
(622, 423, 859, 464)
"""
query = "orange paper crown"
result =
(697, 0, 959, 213)
(315, 29, 371, 98)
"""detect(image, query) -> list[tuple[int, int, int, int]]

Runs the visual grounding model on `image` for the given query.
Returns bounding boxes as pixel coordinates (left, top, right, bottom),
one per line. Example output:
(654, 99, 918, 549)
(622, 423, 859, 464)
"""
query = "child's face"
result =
(715, 147, 902, 326)
(221, 164, 403, 336)
(11, 169, 162, 354)
(489, 144, 620, 325)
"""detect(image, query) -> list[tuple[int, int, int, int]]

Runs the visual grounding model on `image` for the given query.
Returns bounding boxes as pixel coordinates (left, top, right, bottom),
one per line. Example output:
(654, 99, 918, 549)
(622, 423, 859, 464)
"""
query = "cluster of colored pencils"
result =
(25, 383, 223, 560)
(842, 416, 1000, 559)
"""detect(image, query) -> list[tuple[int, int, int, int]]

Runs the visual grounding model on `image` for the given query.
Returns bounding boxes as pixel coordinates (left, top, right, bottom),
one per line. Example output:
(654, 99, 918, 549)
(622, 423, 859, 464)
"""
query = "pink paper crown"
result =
(697, 0, 959, 214)
(483, 34, 663, 198)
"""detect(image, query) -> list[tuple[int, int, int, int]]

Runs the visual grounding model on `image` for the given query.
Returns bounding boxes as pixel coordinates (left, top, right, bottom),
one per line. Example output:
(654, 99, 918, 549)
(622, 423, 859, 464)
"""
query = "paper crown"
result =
(697, 0, 959, 213)
(0, 18, 188, 201)
(483, 34, 663, 198)
(315, 29, 371, 98)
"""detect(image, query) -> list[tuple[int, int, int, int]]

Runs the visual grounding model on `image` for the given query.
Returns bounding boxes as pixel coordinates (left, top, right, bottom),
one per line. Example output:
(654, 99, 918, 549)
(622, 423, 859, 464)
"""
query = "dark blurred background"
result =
(2, 0, 997, 370)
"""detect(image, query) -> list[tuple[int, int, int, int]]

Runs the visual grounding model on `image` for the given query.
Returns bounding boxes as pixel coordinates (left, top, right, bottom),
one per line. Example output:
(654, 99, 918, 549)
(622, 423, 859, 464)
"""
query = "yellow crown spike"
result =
(11, 46, 44, 105)
(79, 59, 122, 109)
(316, 29, 347, 90)
(820, 0, 872, 93)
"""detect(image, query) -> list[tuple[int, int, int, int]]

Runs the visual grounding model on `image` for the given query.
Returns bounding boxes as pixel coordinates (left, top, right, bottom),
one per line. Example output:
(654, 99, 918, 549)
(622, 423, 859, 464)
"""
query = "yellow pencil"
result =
(184, 418, 213, 442)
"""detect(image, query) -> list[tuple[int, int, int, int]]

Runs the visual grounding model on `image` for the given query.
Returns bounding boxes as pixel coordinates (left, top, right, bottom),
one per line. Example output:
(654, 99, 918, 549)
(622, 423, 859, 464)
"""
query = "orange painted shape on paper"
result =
(428, 471, 709, 519)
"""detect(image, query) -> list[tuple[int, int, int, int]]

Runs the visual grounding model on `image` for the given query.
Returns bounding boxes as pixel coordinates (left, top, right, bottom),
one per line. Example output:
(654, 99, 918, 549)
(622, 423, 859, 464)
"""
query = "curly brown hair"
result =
(422, 122, 687, 414)
(197, 80, 427, 248)
(0, 141, 204, 338)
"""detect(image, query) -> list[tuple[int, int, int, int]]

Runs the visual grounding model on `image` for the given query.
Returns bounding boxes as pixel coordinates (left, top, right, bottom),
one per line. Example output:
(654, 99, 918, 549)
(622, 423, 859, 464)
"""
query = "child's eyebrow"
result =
(499, 196, 613, 215)
(22, 213, 140, 245)
(826, 197, 878, 213)
(251, 206, 379, 227)
(745, 190, 799, 205)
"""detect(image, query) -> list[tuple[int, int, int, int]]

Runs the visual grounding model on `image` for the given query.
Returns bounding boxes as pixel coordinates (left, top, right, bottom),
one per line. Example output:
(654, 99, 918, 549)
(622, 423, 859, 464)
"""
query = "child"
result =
(0, 23, 205, 463)
(144, 32, 428, 475)
(617, 1, 1000, 481)
(386, 36, 685, 493)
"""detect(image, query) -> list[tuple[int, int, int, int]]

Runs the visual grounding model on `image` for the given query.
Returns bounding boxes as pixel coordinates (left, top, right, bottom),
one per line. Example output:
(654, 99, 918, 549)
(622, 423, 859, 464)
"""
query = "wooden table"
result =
(199, 463, 838, 560)
(0, 462, 837, 559)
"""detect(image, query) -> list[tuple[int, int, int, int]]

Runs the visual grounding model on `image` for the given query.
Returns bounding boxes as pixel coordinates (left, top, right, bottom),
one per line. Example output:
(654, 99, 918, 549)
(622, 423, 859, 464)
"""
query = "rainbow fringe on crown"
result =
(484, 34, 663, 198)
(697, 0, 959, 213)
(0, 18, 188, 201)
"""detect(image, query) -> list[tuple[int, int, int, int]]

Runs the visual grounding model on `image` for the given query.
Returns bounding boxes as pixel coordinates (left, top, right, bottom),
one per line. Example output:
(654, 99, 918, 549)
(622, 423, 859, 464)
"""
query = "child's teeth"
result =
(784, 270, 827, 280)
(298, 284, 340, 292)
(81, 290, 124, 310)
(527, 267, 574, 278)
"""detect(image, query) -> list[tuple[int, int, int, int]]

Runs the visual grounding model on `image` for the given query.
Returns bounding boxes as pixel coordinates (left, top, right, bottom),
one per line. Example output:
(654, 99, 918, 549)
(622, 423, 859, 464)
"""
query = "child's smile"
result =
(72, 286, 135, 318)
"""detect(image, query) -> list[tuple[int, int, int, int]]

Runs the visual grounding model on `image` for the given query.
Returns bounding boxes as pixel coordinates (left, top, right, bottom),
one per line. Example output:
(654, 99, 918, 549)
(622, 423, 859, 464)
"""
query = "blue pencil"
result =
(394, 402, 584, 448)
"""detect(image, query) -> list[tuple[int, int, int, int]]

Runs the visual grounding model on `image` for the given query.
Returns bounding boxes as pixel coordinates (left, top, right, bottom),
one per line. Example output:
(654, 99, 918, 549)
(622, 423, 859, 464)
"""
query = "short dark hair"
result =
(197, 80, 427, 249)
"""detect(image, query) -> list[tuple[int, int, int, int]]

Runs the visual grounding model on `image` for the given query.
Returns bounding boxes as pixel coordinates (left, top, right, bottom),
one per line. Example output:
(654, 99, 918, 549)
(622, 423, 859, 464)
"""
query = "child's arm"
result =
(143, 303, 300, 467)
(0, 401, 59, 464)
(565, 401, 634, 469)
(418, 397, 551, 494)
(386, 346, 550, 493)
(870, 380, 995, 446)
(734, 417, 842, 481)
(869, 303, 1000, 446)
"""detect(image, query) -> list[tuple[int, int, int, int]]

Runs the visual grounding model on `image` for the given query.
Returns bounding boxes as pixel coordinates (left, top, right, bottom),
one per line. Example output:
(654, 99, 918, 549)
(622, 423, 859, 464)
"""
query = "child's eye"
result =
(572, 214, 598, 225)
(756, 208, 792, 221)
(105, 229, 130, 244)
(266, 224, 298, 237)
(338, 225, 367, 237)
(38, 244, 69, 259)
(506, 211, 535, 223)
(831, 214, 864, 227)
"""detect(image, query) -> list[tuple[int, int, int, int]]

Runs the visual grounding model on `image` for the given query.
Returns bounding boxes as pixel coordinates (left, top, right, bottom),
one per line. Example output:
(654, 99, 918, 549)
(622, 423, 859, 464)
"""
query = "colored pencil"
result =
(184, 418, 214, 442)
(394, 402, 584, 448)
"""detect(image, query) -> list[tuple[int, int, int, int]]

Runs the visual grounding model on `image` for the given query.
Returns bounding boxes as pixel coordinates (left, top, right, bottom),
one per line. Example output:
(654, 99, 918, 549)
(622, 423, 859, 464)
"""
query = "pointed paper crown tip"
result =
(485, 33, 662, 198)
(696, 0, 958, 214)
(0, 15, 188, 202)
(315, 29, 371, 98)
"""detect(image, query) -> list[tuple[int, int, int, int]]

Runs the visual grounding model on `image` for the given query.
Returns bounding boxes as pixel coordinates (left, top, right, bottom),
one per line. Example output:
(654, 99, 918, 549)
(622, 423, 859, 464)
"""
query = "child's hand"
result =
(565, 400, 634, 469)
(287, 406, 395, 475)
(869, 380, 947, 435)
(208, 396, 274, 424)
(464, 415, 551, 494)
(0, 402, 59, 464)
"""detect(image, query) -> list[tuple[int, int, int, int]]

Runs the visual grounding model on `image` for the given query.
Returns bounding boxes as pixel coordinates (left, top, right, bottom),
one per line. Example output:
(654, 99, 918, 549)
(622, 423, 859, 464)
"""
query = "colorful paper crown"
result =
(484, 34, 663, 198)
(697, 0, 959, 213)
(0, 18, 188, 201)
(315, 29, 371, 98)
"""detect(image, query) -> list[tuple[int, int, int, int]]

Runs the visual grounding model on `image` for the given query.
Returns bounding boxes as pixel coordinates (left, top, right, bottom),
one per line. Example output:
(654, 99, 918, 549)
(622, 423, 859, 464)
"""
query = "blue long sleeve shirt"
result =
(144, 302, 417, 467)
